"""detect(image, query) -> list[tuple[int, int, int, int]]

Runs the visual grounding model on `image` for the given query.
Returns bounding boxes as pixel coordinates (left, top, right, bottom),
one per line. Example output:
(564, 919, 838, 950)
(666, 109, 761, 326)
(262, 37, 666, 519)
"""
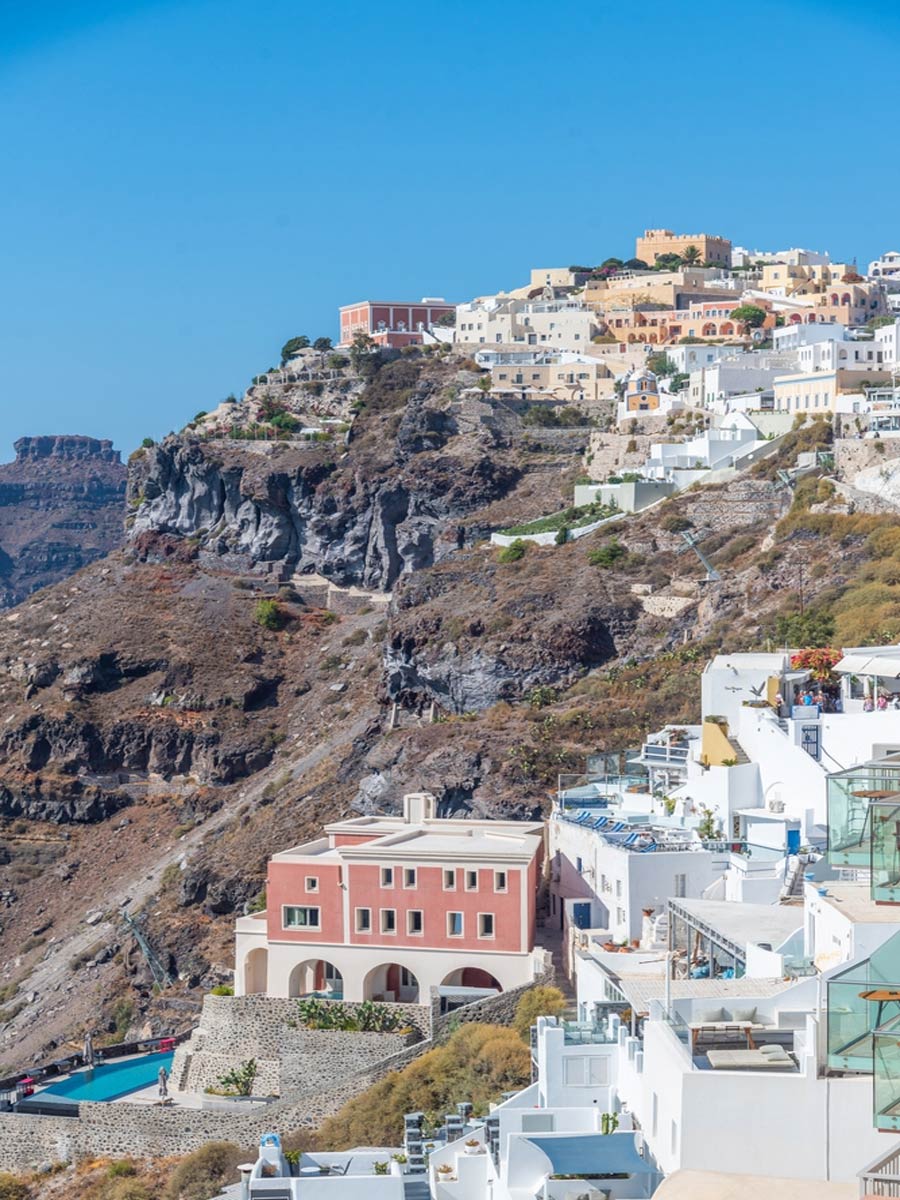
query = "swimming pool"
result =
(38, 1050, 175, 1103)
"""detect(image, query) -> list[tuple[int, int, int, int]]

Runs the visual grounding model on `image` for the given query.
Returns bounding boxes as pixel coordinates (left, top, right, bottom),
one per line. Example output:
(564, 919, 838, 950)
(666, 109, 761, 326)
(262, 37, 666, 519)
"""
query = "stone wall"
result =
(0, 962, 556, 1170)
(834, 437, 900, 482)
(585, 431, 658, 480)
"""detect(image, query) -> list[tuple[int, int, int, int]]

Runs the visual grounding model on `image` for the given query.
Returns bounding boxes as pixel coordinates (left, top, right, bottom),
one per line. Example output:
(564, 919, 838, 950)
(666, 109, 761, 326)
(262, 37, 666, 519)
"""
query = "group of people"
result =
(781, 684, 900, 713)
(863, 691, 900, 712)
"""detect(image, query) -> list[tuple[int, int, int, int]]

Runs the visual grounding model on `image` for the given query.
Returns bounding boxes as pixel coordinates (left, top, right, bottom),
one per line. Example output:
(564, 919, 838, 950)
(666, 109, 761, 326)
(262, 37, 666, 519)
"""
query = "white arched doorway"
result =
(244, 947, 268, 995)
(364, 963, 419, 1003)
(289, 959, 343, 999)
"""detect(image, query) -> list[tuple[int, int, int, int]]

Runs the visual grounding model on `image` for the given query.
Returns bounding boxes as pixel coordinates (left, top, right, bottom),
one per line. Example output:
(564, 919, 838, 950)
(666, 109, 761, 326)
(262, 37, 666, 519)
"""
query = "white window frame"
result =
(380, 908, 397, 935)
(355, 907, 371, 933)
(381, 867, 394, 888)
(443, 869, 456, 891)
(478, 912, 495, 939)
(494, 870, 508, 893)
(447, 911, 464, 937)
(282, 905, 320, 930)
(403, 867, 417, 889)
(407, 909, 424, 936)
(304, 876, 319, 893)
(465, 870, 479, 892)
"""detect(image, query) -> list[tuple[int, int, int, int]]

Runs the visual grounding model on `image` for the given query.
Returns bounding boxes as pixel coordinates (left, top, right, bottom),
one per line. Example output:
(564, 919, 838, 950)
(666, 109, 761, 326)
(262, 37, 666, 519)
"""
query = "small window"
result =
(305, 876, 318, 893)
(283, 906, 320, 929)
(381, 909, 396, 934)
(404, 868, 417, 889)
(465, 870, 478, 891)
(443, 869, 456, 890)
(448, 912, 464, 937)
(674, 874, 686, 898)
(381, 867, 394, 888)
(576, 857, 583, 873)
(494, 871, 508, 893)
(478, 913, 495, 938)
(355, 907, 371, 933)
(408, 910, 424, 935)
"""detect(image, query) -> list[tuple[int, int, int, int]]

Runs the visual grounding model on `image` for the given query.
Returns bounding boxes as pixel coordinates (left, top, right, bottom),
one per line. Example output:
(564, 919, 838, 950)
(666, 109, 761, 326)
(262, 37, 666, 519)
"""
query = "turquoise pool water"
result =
(39, 1051, 174, 1102)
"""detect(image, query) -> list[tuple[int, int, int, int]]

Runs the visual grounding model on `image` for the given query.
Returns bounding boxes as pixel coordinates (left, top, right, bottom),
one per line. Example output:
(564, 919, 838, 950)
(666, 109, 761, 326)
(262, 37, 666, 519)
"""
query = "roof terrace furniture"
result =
(688, 1007, 775, 1051)
(827, 929, 900, 1072)
(705, 1045, 795, 1070)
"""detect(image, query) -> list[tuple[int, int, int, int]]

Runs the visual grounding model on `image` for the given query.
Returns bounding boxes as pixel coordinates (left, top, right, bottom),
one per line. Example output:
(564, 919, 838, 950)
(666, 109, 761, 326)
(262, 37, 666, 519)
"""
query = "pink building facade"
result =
(339, 299, 455, 348)
(234, 793, 545, 1003)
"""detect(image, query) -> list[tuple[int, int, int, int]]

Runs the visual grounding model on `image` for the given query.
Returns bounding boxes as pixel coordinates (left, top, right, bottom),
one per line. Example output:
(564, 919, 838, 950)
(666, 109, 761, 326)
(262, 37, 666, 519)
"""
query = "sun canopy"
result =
(834, 651, 900, 678)
(525, 1133, 653, 1175)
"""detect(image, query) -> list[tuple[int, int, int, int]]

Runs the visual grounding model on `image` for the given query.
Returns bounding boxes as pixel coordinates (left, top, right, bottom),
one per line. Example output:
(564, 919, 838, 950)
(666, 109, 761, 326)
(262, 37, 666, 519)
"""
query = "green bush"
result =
(215, 1060, 257, 1097)
(210, 985, 234, 996)
(107, 1181, 150, 1200)
(661, 515, 692, 533)
(108, 1161, 137, 1179)
(141, 437, 155, 449)
(164, 1143, 245, 1200)
(498, 540, 527, 563)
(253, 599, 285, 631)
(587, 538, 627, 567)
(555, 525, 569, 546)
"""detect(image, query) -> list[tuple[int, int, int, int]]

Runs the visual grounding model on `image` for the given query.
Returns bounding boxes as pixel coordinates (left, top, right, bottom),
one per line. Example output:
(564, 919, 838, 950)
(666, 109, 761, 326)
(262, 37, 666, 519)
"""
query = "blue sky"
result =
(1, 0, 899, 458)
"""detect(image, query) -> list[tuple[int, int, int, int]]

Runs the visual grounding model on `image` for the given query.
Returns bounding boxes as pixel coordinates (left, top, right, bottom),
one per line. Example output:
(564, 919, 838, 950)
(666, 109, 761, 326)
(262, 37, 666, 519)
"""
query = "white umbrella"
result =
(83, 1033, 94, 1068)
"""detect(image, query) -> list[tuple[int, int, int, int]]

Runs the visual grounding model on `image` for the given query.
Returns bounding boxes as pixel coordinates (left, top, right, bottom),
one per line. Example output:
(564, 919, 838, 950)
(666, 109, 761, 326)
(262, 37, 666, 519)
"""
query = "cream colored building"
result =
(529, 266, 590, 290)
(584, 268, 742, 313)
(488, 352, 614, 403)
(773, 368, 892, 415)
(635, 229, 732, 268)
(447, 295, 599, 348)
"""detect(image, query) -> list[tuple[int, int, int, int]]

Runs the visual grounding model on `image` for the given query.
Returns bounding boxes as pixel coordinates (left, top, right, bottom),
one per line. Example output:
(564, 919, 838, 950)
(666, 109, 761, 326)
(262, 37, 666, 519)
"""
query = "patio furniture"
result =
(687, 1007, 775, 1050)
(859, 987, 900, 1028)
(706, 1045, 794, 1070)
(690, 1022, 757, 1051)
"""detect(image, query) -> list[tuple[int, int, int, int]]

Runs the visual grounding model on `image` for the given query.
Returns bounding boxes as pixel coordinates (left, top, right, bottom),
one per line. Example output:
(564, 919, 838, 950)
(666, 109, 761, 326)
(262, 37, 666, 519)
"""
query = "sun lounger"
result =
(706, 1046, 794, 1070)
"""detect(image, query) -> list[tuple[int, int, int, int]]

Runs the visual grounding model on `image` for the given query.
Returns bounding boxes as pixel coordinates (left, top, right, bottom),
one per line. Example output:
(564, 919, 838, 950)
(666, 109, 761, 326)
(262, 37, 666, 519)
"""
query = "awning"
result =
(835, 652, 900, 678)
(525, 1133, 653, 1175)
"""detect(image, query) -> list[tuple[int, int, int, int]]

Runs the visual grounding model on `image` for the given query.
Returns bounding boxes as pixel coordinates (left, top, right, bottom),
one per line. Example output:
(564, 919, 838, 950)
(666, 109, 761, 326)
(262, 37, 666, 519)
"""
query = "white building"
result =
(733, 247, 831, 269)
(663, 342, 740, 375)
(868, 250, 900, 279)
(771, 321, 851, 352)
(686, 351, 799, 409)
(444, 295, 599, 349)
(643, 414, 765, 486)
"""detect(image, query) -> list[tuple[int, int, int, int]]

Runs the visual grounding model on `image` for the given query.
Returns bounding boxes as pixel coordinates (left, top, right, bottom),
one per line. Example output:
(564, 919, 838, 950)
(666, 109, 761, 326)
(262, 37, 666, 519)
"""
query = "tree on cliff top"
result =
(281, 335, 310, 363)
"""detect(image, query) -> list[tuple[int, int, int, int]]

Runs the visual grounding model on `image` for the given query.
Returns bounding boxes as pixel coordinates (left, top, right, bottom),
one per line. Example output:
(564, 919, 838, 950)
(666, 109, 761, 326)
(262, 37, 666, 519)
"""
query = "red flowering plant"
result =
(790, 647, 842, 682)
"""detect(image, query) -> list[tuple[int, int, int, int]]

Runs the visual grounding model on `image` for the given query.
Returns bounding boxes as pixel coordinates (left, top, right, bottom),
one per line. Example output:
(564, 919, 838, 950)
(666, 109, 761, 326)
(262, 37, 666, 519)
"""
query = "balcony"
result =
(872, 801, 900, 905)
(827, 760, 900, 869)
(859, 1141, 900, 1196)
(827, 930, 900, 1073)
(561, 1019, 619, 1045)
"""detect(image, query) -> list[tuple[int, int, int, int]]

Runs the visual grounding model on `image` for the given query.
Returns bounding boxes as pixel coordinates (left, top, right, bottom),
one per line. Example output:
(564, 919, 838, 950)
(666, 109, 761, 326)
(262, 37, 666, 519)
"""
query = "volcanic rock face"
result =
(0, 435, 127, 607)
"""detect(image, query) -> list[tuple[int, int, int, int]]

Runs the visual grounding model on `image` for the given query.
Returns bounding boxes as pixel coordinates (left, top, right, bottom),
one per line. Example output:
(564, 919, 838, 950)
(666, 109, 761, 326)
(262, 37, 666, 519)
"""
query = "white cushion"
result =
(698, 1008, 725, 1023)
(732, 1007, 757, 1023)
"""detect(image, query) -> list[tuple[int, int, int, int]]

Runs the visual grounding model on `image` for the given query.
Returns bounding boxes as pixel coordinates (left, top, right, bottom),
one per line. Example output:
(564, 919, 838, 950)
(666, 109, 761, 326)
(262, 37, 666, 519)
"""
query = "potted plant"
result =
(464, 1139, 483, 1155)
(373, 1162, 389, 1176)
(436, 1163, 455, 1179)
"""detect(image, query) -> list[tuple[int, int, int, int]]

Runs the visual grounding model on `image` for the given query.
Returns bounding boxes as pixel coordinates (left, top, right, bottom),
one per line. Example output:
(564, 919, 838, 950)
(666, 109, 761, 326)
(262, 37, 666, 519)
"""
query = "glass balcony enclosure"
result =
(872, 801, 900, 905)
(874, 1016, 900, 1132)
(828, 930, 900, 1072)
(827, 759, 900, 869)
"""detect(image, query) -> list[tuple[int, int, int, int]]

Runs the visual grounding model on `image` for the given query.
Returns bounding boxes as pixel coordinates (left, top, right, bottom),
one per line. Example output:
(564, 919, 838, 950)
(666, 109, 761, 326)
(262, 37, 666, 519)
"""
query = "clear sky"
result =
(2, 0, 899, 459)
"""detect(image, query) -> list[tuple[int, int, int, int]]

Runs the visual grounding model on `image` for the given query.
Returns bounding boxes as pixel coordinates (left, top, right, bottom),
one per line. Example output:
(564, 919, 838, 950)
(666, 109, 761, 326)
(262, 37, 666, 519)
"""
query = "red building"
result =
(339, 298, 455, 348)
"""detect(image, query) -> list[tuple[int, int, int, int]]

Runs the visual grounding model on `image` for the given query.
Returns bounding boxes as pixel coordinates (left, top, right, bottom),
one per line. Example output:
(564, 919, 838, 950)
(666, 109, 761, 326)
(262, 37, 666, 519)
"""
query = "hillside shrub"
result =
(164, 1143, 245, 1200)
(253, 600, 285, 631)
(108, 1162, 137, 1179)
(587, 539, 627, 567)
(660, 515, 692, 533)
(317, 1023, 530, 1148)
(498, 540, 527, 564)
(0, 1174, 29, 1200)
(513, 986, 567, 1040)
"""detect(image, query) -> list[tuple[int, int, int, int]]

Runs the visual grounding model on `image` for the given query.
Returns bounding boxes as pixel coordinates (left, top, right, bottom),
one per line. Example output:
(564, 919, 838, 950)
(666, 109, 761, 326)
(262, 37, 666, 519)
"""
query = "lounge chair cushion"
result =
(698, 1008, 725, 1023)
(706, 1049, 792, 1070)
(732, 1006, 757, 1023)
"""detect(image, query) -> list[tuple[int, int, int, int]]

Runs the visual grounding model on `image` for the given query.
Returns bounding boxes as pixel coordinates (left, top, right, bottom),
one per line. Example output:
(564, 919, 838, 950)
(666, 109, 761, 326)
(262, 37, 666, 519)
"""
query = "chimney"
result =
(403, 792, 436, 823)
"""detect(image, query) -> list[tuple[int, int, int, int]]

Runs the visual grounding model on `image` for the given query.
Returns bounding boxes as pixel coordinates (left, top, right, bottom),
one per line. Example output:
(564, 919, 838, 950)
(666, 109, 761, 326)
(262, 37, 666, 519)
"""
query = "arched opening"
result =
(364, 963, 419, 1003)
(244, 947, 268, 995)
(702, 323, 716, 336)
(807, 313, 817, 323)
(289, 959, 343, 1000)
(842, 293, 852, 305)
(720, 322, 734, 335)
(440, 967, 502, 992)
(789, 313, 802, 324)
(831, 293, 840, 305)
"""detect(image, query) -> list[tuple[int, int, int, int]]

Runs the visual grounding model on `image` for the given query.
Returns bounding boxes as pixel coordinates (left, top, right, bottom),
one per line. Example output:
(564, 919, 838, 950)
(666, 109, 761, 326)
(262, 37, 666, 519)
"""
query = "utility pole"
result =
(799, 562, 805, 615)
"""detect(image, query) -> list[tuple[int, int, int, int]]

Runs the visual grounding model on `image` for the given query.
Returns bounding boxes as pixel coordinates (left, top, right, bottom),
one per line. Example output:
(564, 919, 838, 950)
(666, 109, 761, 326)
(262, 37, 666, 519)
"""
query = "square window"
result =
(465, 870, 478, 891)
(494, 871, 508, 893)
(443, 869, 456, 890)
(408, 910, 424, 935)
(404, 868, 417, 889)
(381, 909, 396, 934)
(381, 867, 394, 888)
(478, 913, 495, 938)
(448, 911, 464, 937)
(283, 905, 320, 930)
(305, 876, 318, 893)
(355, 907, 371, 933)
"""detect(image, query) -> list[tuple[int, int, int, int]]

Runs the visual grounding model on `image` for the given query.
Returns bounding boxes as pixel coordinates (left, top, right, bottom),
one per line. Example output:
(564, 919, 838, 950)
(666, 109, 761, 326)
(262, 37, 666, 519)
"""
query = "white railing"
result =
(860, 1142, 900, 1196)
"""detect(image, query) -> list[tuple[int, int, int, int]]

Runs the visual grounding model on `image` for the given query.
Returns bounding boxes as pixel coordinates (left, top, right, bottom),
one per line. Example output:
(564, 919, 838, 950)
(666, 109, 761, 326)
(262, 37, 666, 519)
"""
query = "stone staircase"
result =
(727, 737, 751, 765)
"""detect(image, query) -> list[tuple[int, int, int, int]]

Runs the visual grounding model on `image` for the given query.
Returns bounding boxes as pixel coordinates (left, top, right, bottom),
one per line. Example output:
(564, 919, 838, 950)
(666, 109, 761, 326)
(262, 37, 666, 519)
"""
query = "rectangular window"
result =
(478, 913, 495, 938)
(494, 870, 508, 893)
(465, 870, 478, 891)
(407, 909, 424, 935)
(576, 856, 583, 873)
(615, 879, 623, 899)
(355, 907, 371, 933)
(443, 869, 456, 890)
(448, 912, 464, 937)
(381, 867, 394, 888)
(616, 908, 625, 926)
(304, 876, 319, 893)
(283, 906, 320, 930)
(380, 909, 396, 934)
(404, 868, 417, 889)
(674, 874, 686, 898)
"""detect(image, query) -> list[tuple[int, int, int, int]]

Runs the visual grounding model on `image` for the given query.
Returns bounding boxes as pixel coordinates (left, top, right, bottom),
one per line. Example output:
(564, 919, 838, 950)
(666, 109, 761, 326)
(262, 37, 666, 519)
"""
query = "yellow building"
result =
(773, 368, 892, 415)
(584, 268, 741, 313)
(636, 229, 732, 268)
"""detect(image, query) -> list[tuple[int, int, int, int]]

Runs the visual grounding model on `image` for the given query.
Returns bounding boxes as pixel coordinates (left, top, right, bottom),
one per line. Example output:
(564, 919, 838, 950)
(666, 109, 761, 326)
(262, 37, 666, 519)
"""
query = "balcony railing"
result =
(859, 1141, 900, 1195)
(637, 743, 690, 766)
(561, 1020, 619, 1045)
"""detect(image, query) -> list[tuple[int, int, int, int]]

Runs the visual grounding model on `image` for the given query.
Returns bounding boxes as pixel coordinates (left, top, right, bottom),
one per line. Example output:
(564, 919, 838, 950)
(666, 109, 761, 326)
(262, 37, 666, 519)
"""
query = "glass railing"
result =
(827, 762, 900, 868)
(639, 743, 690, 765)
(875, 1015, 900, 1132)
(561, 1020, 619, 1045)
(659, 1006, 692, 1054)
(828, 931, 900, 1072)
(871, 802, 900, 905)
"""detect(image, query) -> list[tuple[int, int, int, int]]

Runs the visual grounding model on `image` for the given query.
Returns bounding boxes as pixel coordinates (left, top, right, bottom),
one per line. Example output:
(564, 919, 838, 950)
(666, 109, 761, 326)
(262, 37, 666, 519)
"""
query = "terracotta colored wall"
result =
(346, 863, 525, 952)
(266, 861, 344, 944)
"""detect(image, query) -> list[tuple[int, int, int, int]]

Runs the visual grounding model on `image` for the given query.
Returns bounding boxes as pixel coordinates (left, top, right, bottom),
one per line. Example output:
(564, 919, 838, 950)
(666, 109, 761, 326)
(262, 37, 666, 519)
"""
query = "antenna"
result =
(679, 531, 721, 582)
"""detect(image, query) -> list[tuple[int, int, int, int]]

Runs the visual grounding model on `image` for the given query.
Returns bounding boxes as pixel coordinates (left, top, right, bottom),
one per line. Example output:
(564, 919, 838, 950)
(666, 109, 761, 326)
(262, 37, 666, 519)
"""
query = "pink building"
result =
(339, 299, 455, 348)
(234, 793, 545, 1003)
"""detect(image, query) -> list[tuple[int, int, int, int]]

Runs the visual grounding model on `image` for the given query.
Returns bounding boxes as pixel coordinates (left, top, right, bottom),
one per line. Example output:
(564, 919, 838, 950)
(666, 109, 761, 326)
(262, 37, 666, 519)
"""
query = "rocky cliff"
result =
(0, 435, 127, 608)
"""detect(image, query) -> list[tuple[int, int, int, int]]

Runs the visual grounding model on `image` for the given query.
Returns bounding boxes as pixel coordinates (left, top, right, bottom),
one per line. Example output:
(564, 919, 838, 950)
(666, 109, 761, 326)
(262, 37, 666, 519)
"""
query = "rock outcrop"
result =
(0, 435, 127, 607)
